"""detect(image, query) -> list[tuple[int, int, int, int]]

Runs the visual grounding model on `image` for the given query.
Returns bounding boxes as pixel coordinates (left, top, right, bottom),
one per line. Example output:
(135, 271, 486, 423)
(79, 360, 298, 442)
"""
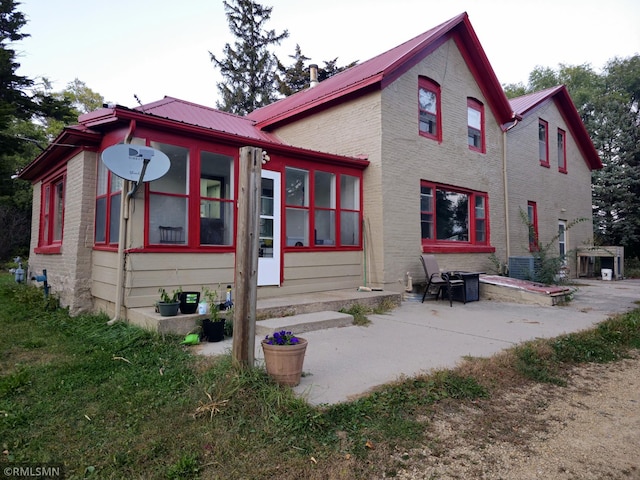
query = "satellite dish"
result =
(101, 144, 170, 182)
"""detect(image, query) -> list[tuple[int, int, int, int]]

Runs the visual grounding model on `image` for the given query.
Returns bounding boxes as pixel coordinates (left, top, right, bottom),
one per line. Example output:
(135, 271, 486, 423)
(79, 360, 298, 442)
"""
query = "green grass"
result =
(1, 274, 639, 479)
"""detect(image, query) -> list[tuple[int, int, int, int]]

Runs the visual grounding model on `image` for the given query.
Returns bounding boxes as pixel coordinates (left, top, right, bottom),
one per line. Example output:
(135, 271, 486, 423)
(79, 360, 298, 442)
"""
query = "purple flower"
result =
(264, 330, 300, 345)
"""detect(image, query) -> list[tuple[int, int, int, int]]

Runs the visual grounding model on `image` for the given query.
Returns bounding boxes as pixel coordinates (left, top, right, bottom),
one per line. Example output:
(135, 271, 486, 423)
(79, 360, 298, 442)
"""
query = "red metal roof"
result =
(509, 86, 602, 170)
(247, 12, 513, 129)
(133, 96, 283, 144)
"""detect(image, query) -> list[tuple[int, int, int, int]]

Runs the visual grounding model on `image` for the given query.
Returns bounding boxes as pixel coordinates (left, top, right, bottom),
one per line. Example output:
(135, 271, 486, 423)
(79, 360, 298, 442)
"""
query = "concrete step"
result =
(255, 310, 354, 337)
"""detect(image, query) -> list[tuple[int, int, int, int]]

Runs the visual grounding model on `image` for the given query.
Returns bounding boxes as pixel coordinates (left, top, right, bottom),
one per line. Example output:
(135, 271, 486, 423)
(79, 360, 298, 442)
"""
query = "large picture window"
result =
(420, 180, 490, 252)
(286, 167, 361, 248)
(418, 77, 441, 141)
(37, 171, 66, 253)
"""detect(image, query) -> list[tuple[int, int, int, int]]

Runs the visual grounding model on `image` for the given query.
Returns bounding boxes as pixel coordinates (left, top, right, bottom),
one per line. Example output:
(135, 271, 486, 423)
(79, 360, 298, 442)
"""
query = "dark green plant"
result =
(158, 287, 180, 303)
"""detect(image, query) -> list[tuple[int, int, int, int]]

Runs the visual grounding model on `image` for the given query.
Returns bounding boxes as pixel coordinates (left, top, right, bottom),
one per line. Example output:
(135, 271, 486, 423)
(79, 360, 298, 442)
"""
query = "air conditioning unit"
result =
(508, 256, 539, 281)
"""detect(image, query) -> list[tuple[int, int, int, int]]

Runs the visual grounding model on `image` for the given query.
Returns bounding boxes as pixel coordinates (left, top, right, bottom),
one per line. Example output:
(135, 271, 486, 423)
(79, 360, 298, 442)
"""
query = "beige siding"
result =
(27, 151, 97, 314)
(274, 250, 362, 296)
(506, 101, 595, 277)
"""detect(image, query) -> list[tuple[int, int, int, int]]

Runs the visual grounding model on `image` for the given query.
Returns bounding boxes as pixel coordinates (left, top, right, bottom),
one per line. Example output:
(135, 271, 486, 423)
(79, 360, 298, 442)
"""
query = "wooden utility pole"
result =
(233, 146, 262, 367)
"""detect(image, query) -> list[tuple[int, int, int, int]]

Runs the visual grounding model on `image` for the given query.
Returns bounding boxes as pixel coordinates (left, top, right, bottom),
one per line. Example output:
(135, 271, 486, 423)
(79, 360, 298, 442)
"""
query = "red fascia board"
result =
(509, 86, 602, 170)
(452, 20, 513, 125)
(552, 92, 602, 170)
(18, 129, 101, 182)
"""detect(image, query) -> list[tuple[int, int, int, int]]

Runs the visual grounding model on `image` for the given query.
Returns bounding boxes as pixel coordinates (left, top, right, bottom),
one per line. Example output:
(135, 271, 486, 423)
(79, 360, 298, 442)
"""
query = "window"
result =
(37, 171, 66, 253)
(418, 77, 441, 141)
(557, 128, 567, 173)
(148, 142, 190, 245)
(539, 119, 549, 167)
(467, 98, 485, 153)
(285, 167, 361, 248)
(96, 140, 236, 250)
(420, 181, 489, 251)
(95, 157, 123, 245)
(527, 201, 539, 251)
(285, 167, 309, 246)
(199, 151, 234, 245)
(558, 220, 567, 261)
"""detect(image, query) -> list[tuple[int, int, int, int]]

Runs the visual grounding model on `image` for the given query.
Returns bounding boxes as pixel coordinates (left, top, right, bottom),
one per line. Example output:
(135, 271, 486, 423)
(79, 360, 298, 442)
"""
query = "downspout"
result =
(502, 117, 519, 264)
(108, 120, 136, 325)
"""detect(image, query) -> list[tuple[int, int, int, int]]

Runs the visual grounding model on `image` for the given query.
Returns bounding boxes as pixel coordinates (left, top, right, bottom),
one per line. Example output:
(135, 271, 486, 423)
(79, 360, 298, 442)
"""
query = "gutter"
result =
(502, 116, 520, 263)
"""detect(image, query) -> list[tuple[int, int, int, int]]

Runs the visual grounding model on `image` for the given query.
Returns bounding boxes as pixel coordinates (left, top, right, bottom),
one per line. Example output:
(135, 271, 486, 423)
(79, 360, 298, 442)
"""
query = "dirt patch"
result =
(392, 352, 640, 479)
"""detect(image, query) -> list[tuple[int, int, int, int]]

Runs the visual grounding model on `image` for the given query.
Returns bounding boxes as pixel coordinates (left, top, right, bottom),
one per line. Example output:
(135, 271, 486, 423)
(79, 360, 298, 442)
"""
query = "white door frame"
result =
(258, 170, 281, 286)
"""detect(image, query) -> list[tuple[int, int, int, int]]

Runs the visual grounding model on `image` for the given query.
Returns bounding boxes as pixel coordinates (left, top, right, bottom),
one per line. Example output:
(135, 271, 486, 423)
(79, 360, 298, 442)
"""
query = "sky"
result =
(16, 0, 640, 109)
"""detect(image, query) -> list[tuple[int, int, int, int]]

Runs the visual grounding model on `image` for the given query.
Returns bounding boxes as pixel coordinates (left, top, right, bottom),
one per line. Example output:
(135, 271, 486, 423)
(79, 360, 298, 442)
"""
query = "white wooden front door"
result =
(258, 170, 281, 286)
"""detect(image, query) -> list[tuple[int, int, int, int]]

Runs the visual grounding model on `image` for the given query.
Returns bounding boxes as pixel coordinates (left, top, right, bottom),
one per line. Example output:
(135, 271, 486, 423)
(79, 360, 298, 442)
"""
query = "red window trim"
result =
(37, 169, 66, 251)
(539, 119, 550, 167)
(420, 180, 490, 248)
(418, 76, 442, 142)
(94, 168, 122, 247)
(467, 98, 485, 154)
(557, 128, 567, 174)
(284, 165, 363, 251)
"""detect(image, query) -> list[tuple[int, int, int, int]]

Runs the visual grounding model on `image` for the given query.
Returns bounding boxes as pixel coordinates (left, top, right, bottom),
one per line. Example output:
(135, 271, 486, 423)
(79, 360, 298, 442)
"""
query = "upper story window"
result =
(420, 180, 490, 252)
(95, 157, 123, 246)
(557, 128, 567, 173)
(285, 167, 361, 248)
(467, 98, 485, 153)
(36, 170, 66, 253)
(539, 119, 549, 167)
(418, 77, 441, 141)
(527, 201, 539, 251)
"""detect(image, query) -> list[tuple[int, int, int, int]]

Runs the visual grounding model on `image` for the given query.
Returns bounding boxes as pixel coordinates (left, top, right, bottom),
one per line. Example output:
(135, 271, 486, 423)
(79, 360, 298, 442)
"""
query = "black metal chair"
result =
(420, 254, 466, 307)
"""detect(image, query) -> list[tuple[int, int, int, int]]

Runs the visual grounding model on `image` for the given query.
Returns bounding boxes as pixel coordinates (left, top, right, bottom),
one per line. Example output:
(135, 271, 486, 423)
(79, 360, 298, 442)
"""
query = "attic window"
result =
(418, 77, 441, 141)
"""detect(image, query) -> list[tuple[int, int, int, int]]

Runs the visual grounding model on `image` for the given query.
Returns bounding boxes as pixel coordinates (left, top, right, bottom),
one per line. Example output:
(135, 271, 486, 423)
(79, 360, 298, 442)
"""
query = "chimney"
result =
(309, 64, 319, 88)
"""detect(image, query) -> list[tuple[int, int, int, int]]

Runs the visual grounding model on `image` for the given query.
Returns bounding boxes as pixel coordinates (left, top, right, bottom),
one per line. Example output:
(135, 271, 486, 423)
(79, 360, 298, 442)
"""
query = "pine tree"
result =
(276, 44, 358, 97)
(210, 0, 288, 115)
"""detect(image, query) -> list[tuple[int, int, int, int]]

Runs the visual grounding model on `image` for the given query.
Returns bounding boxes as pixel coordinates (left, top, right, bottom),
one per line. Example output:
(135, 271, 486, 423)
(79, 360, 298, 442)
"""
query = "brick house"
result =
(19, 12, 601, 316)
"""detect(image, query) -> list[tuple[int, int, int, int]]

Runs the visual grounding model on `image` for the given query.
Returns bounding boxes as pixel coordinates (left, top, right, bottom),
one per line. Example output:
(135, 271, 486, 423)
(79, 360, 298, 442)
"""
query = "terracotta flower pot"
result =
(261, 338, 308, 386)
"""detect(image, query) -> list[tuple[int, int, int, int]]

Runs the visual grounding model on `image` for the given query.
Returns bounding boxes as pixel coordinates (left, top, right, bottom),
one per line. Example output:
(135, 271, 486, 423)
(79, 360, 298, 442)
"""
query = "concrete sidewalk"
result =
(197, 279, 640, 406)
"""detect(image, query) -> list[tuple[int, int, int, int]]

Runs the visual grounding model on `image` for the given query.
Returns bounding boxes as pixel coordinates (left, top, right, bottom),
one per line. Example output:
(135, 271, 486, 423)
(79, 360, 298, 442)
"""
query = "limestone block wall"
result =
(27, 150, 97, 314)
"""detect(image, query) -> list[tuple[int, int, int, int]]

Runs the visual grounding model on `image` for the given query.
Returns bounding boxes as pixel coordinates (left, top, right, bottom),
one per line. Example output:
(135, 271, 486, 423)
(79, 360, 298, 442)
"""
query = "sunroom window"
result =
(200, 151, 234, 245)
(148, 142, 189, 245)
(285, 167, 361, 248)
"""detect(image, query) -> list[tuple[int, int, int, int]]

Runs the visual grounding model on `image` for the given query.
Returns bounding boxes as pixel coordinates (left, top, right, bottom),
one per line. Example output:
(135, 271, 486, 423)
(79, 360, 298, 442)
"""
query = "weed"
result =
(166, 453, 199, 479)
(340, 303, 371, 325)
